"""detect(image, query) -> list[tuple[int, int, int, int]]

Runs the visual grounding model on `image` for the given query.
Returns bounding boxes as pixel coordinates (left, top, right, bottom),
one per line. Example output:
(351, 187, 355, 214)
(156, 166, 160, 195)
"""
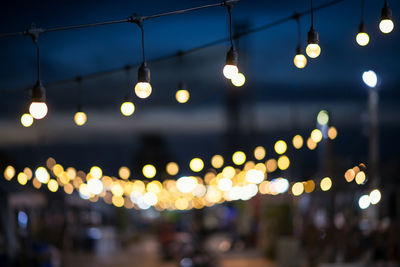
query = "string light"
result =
(379, 0, 394, 34)
(176, 88, 190, 103)
(231, 73, 246, 87)
(356, 0, 370, 46)
(121, 66, 136, 116)
(133, 18, 152, 99)
(223, 4, 239, 80)
(306, 0, 321, 58)
(293, 15, 307, 69)
(74, 77, 87, 126)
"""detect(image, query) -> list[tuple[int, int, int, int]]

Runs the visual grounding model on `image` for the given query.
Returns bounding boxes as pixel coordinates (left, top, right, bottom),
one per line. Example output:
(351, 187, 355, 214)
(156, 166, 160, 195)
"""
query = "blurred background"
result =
(0, 0, 399, 266)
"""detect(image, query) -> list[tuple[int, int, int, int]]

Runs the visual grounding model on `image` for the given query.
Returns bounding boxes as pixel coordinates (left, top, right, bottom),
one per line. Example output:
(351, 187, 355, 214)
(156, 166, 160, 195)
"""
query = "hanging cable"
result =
(306, 0, 321, 59)
(222, 2, 239, 80)
(356, 0, 370, 46)
(293, 14, 307, 69)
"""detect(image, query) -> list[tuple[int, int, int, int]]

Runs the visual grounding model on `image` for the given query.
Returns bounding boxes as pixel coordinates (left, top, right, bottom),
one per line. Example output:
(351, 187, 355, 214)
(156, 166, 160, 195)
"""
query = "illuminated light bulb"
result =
(74, 111, 87, 126)
(293, 54, 307, 69)
(29, 82, 48, 120)
(211, 155, 224, 169)
(231, 73, 246, 87)
(379, 2, 394, 34)
(222, 166, 236, 179)
(189, 158, 204, 172)
(266, 159, 277, 173)
(271, 178, 289, 194)
(274, 140, 287, 155)
(29, 102, 48, 120)
(362, 70, 378, 88)
(317, 110, 329, 125)
(118, 166, 130, 179)
(358, 195, 370, 209)
(223, 46, 239, 79)
(142, 164, 156, 179)
(232, 151, 246, 165)
(17, 173, 28, 185)
(369, 189, 381, 205)
(320, 177, 332, 191)
(277, 155, 290, 170)
(307, 138, 317, 150)
(356, 22, 370, 46)
(380, 19, 394, 33)
(306, 43, 321, 58)
(328, 126, 338, 140)
(176, 89, 190, 103)
(47, 179, 59, 192)
(35, 167, 50, 184)
(21, 113, 34, 127)
(121, 101, 135, 116)
(134, 63, 152, 99)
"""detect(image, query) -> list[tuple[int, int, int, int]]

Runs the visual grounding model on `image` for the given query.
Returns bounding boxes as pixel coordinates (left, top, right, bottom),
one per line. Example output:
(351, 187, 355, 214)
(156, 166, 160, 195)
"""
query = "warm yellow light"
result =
(254, 146, 266, 160)
(21, 113, 34, 127)
(222, 166, 236, 179)
(379, 19, 394, 34)
(277, 155, 290, 170)
(293, 54, 307, 69)
(29, 102, 48, 120)
(317, 110, 329, 125)
(47, 179, 59, 192)
(266, 159, 277, 173)
(306, 43, 321, 58)
(355, 171, 366, 184)
(111, 183, 124, 196)
(35, 167, 50, 184)
(175, 198, 189, 210)
(311, 129, 323, 143)
(74, 111, 87, 126)
(292, 182, 304, 196)
(369, 189, 381, 205)
(320, 177, 332, 191)
(146, 180, 162, 194)
(175, 89, 190, 103)
(4, 165, 16, 181)
(118, 166, 130, 179)
(304, 180, 315, 193)
(231, 73, 246, 87)
(189, 158, 204, 172)
(120, 101, 135, 116)
(356, 32, 370, 46)
(328, 126, 337, 140)
(166, 162, 179, 176)
(292, 135, 303, 149)
(134, 82, 152, 99)
(223, 64, 238, 79)
(211, 155, 224, 169)
(90, 166, 103, 179)
(218, 177, 233, 191)
(143, 164, 156, 178)
(177, 176, 198, 193)
(112, 195, 124, 207)
(307, 138, 317, 150)
(17, 172, 28, 185)
(23, 167, 33, 180)
(274, 140, 287, 155)
(232, 151, 246, 165)
(345, 169, 355, 182)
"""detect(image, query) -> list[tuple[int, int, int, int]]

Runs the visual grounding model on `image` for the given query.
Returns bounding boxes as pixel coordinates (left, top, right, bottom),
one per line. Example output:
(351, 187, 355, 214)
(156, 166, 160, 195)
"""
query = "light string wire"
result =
(361, 0, 365, 23)
(1, 0, 347, 94)
(311, 0, 315, 27)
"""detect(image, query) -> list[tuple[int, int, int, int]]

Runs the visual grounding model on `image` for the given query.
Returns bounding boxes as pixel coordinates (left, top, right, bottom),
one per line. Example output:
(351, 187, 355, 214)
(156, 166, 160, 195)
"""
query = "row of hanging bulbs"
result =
(20, 0, 394, 126)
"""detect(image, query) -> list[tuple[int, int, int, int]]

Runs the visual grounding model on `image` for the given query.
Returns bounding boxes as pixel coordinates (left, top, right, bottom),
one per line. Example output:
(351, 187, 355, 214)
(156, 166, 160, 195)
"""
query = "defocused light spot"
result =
(35, 167, 50, 184)
(218, 177, 233, 191)
(345, 169, 355, 182)
(143, 164, 156, 178)
(328, 126, 337, 140)
(292, 135, 303, 149)
(190, 158, 204, 172)
(177, 176, 198, 193)
(355, 171, 366, 184)
(266, 159, 277, 173)
(166, 162, 179, 176)
(176, 89, 190, 103)
(90, 166, 103, 179)
(222, 166, 236, 179)
(358, 195, 370, 209)
(274, 140, 287, 154)
(246, 169, 265, 184)
(292, 182, 304, 196)
(307, 138, 317, 150)
(311, 129, 323, 143)
(317, 110, 329, 125)
(277, 156, 290, 170)
(17, 172, 28, 185)
(211, 155, 224, 169)
(87, 178, 104, 195)
(4, 165, 16, 181)
(232, 151, 246, 165)
(254, 146, 266, 160)
(369, 189, 381, 205)
(304, 180, 315, 193)
(320, 177, 332, 191)
(118, 166, 130, 180)
(47, 179, 59, 192)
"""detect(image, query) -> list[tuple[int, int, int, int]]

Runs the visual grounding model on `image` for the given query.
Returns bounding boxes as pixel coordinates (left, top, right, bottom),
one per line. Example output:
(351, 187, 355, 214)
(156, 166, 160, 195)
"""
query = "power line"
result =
(1, 0, 347, 93)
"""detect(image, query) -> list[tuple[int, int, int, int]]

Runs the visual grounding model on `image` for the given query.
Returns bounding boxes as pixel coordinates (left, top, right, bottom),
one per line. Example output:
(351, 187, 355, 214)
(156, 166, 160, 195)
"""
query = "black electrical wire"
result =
(361, 0, 365, 23)
(1, 0, 347, 93)
(311, 0, 315, 27)
(34, 40, 41, 83)
(227, 5, 234, 47)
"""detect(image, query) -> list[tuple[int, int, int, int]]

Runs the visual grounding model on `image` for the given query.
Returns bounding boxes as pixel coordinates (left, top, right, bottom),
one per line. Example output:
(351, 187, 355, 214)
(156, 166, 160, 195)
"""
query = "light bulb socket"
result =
(137, 62, 150, 83)
(296, 45, 303, 55)
(307, 27, 319, 44)
(358, 22, 367, 33)
(178, 81, 186, 90)
(225, 46, 238, 66)
(77, 104, 83, 112)
(31, 81, 46, 102)
(381, 2, 392, 20)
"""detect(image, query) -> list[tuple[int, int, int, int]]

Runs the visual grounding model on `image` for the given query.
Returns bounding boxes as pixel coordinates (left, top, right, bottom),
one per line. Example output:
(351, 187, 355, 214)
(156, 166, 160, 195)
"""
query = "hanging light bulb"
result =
(356, 23, 370, 46)
(121, 97, 135, 116)
(223, 46, 239, 79)
(21, 113, 34, 127)
(231, 72, 245, 87)
(379, 1, 394, 33)
(306, 0, 321, 58)
(74, 106, 87, 126)
(29, 82, 48, 120)
(175, 82, 190, 103)
(294, 45, 307, 69)
(134, 63, 152, 98)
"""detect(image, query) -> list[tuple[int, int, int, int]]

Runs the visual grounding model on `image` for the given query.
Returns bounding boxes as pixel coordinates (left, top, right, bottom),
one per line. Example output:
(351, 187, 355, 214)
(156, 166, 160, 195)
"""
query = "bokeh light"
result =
(232, 151, 246, 165)
(211, 155, 224, 169)
(274, 140, 287, 154)
(166, 162, 179, 176)
(143, 164, 156, 179)
(190, 158, 204, 172)
(320, 177, 332, 191)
